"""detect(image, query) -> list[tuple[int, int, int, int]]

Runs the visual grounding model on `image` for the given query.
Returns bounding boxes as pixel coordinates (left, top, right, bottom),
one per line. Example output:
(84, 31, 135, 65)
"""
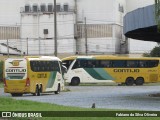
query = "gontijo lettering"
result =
(6, 69, 26, 73)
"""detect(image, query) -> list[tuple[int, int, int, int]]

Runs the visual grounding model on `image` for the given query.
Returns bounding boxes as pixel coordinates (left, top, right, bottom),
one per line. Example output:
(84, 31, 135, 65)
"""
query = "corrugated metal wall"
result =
(0, 26, 20, 39)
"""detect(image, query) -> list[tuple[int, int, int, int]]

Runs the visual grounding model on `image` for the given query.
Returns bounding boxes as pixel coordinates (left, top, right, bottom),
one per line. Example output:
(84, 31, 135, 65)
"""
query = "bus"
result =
(64, 55, 160, 86)
(4, 56, 65, 96)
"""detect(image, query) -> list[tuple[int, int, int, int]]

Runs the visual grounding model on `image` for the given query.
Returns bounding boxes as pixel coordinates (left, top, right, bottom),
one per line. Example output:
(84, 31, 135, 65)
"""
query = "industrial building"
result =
(0, 0, 157, 56)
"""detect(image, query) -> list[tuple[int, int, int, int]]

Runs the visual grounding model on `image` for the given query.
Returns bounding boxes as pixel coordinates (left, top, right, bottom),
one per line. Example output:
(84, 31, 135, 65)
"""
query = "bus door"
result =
(70, 59, 84, 82)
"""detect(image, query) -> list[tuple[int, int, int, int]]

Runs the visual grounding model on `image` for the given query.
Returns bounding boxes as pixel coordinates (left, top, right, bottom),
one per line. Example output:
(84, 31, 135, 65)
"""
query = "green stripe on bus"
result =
(94, 68, 114, 80)
(47, 72, 57, 88)
(84, 68, 114, 80)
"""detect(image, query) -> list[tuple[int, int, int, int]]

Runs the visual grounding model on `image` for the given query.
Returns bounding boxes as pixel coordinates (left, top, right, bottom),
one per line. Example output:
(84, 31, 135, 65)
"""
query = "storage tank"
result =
(125, 0, 157, 54)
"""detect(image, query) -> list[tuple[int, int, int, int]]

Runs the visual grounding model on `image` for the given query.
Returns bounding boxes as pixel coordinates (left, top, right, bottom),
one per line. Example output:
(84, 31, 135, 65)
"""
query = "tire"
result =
(33, 85, 40, 96)
(71, 77, 80, 86)
(11, 93, 23, 97)
(55, 84, 60, 94)
(39, 84, 43, 93)
(125, 77, 134, 86)
(135, 77, 144, 86)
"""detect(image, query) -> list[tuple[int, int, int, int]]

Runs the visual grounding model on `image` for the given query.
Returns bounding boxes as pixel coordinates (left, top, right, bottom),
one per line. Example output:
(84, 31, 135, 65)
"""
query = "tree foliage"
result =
(143, 45, 160, 57)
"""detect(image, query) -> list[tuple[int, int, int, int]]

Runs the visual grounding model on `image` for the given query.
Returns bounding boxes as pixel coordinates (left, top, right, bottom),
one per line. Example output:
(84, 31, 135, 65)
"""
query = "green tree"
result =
(143, 45, 160, 57)
(150, 45, 160, 57)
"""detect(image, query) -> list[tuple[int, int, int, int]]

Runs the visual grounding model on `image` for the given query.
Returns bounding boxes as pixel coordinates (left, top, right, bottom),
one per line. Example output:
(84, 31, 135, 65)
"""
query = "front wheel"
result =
(70, 77, 80, 86)
(55, 84, 60, 94)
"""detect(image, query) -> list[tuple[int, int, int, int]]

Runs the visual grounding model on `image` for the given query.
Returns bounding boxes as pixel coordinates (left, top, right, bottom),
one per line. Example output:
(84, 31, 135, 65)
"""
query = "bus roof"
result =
(25, 56, 61, 61)
(62, 55, 160, 61)
(75, 55, 160, 60)
(61, 56, 78, 61)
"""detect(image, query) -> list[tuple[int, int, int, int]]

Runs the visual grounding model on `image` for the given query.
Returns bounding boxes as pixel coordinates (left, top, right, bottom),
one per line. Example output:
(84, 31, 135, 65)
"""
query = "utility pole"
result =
(74, 0, 79, 53)
(38, 12, 40, 55)
(7, 39, 9, 58)
(27, 38, 28, 56)
(85, 17, 88, 55)
(54, 0, 57, 56)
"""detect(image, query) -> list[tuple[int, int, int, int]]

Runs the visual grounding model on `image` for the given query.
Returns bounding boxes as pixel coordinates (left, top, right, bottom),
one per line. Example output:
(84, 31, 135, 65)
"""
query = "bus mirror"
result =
(62, 65, 67, 73)
(62, 62, 66, 65)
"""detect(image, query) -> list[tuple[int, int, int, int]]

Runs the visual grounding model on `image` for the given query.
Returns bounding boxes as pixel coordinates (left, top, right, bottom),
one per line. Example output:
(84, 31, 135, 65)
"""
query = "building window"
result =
(33, 4, 38, 12)
(40, 4, 46, 12)
(119, 4, 124, 13)
(64, 4, 68, 12)
(44, 29, 48, 34)
(48, 4, 53, 12)
(25, 4, 30, 12)
(56, 4, 61, 12)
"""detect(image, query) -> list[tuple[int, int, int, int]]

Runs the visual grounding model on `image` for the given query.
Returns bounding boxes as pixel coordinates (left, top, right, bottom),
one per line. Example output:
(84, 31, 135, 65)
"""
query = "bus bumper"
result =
(4, 86, 30, 93)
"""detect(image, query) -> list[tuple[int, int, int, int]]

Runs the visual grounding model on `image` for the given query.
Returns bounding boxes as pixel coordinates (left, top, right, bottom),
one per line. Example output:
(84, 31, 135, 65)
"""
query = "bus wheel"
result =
(34, 85, 40, 96)
(39, 84, 43, 93)
(125, 77, 134, 86)
(71, 77, 80, 86)
(135, 77, 144, 86)
(11, 93, 23, 97)
(55, 84, 60, 94)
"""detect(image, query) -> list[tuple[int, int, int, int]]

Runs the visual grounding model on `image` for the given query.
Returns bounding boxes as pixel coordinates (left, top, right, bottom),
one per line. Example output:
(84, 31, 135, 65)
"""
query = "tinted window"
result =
(30, 61, 60, 72)
(72, 60, 99, 69)
(99, 60, 111, 67)
(126, 60, 139, 68)
(139, 60, 159, 68)
(71, 59, 159, 69)
(112, 60, 126, 68)
(148, 60, 159, 67)
(62, 60, 74, 69)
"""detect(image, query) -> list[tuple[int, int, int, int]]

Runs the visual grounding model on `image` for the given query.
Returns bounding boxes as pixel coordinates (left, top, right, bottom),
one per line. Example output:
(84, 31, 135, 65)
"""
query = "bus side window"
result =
(72, 60, 80, 69)
(139, 60, 147, 68)
(148, 60, 159, 67)
(100, 60, 111, 68)
(87, 60, 95, 68)
(127, 60, 138, 68)
(112, 60, 126, 68)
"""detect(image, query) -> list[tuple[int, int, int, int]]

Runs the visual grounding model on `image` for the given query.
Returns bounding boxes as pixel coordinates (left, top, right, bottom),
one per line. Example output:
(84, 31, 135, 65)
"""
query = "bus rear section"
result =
(4, 58, 28, 96)
(28, 58, 64, 96)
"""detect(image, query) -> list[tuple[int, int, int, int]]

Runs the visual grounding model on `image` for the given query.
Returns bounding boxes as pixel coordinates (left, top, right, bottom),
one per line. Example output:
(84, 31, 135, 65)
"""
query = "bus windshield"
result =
(5, 59, 27, 80)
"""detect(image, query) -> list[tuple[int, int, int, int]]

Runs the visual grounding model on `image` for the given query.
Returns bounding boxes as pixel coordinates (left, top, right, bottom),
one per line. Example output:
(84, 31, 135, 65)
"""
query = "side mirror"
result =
(62, 65, 67, 73)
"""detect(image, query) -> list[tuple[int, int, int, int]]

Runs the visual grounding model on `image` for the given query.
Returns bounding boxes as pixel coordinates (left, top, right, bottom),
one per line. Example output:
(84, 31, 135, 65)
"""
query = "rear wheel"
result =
(55, 84, 60, 94)
(33, 85, 40, 96)
(135, 77, 144, 86)
(70, 77, 80, 86)
(11, 93, 23, 97)
(125, 77, 134, 86)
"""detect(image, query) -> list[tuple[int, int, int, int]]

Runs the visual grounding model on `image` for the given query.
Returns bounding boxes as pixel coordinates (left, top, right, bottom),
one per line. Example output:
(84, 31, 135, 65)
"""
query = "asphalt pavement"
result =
(1, 86, 160, 111)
